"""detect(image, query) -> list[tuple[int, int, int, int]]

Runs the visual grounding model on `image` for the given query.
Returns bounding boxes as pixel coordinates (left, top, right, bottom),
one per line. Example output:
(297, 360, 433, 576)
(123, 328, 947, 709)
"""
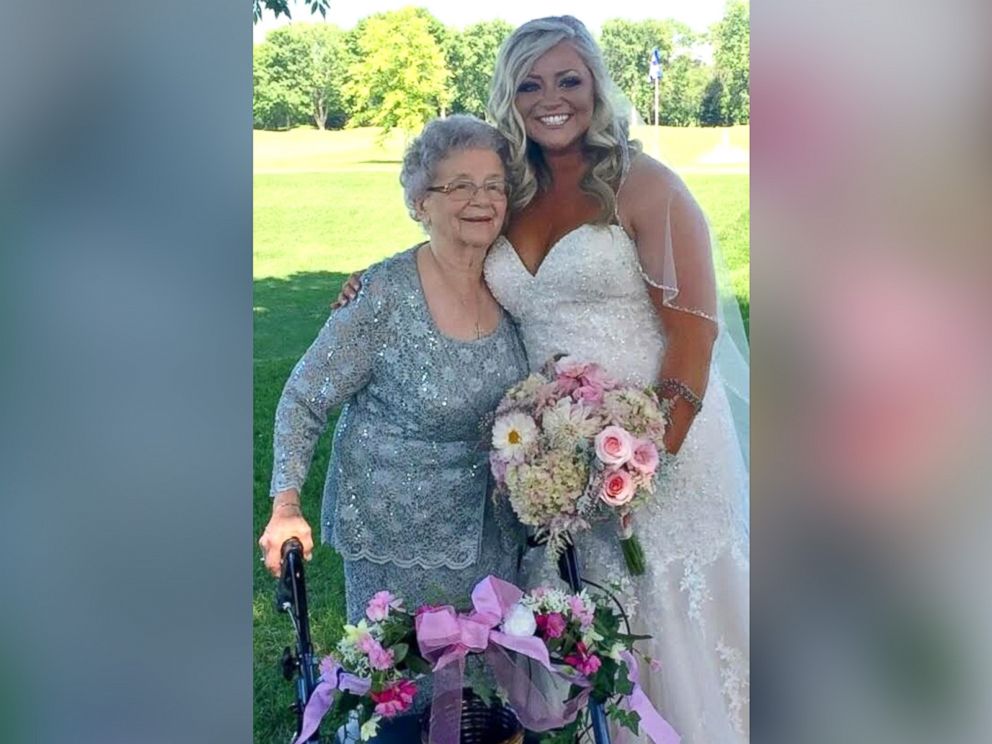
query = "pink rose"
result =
(600, 468, 636, 507)
(630, 438, 660, 475)
(536, 612, 567, 639)
(594, 426, 634, 465)
(366, 590, 401, 621)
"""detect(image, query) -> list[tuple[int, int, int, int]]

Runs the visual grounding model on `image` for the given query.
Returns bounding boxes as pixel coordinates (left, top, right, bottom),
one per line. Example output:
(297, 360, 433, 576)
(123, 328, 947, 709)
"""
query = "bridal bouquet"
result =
(293, 591, 430, 743)
(490, 356, 669, 574)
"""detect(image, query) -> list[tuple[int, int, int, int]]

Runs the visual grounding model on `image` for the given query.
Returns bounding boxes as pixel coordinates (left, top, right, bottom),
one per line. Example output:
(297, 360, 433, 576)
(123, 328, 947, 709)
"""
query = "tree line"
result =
(253, 3, 749, 133)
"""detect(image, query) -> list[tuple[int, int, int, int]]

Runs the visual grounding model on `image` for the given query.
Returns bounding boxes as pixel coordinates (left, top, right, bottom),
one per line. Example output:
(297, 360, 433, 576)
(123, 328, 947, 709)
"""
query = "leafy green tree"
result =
(659, 55, 710, 126)
(600, 20, 671, 125)
(448, 20, 514, 117)
(295, 24, 348, 129)
(252, 24, 347, 130)
(342, 8, 451, 137)
(698, 76, 727, 126)
(252, 0, 328, 24)
(712, 0, 750, 124)
(252, 33, 310, 129)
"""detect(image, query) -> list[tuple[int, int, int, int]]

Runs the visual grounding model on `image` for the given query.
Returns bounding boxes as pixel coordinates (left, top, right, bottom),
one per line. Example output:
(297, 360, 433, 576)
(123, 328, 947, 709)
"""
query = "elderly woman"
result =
(257, 114, 527, 625)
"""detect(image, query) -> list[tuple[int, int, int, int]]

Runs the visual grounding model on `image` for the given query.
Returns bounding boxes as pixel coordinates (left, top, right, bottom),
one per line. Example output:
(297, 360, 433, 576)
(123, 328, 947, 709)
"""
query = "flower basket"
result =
(420, 689, 523, 744)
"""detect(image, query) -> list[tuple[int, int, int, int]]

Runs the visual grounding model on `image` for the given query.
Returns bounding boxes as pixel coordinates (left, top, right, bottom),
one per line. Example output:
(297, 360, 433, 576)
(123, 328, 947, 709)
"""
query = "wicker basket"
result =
(420, 689, 524, 744)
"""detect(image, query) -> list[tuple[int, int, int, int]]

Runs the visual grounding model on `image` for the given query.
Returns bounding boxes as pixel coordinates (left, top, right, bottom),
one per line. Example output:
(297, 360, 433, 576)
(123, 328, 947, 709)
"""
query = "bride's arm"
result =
(622, 157, 719, 455)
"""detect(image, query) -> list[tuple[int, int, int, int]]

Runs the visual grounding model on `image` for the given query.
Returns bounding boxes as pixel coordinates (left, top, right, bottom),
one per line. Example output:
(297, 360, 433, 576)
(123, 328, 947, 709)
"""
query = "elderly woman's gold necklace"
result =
(428, 246, 483, 340)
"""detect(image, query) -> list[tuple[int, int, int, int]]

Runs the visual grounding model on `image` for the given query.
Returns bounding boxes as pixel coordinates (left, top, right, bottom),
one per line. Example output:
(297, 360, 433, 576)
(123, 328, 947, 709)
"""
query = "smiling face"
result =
(514, 41, 596, 153)
(417, 148, 508, 250)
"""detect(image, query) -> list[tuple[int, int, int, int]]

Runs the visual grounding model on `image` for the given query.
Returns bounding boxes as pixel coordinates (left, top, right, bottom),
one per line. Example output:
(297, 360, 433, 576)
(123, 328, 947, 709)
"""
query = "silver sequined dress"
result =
(485, 224, 750, 744)
(271, 246, 529, 623)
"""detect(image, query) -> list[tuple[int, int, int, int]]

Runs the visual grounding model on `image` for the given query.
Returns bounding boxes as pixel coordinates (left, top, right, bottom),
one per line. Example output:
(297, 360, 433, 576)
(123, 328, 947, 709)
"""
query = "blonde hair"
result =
(487, 15, 640, 221)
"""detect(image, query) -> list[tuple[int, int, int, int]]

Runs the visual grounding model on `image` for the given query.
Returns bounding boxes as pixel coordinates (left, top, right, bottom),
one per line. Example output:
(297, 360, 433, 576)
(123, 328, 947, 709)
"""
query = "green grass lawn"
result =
(252, 126, 749, 742)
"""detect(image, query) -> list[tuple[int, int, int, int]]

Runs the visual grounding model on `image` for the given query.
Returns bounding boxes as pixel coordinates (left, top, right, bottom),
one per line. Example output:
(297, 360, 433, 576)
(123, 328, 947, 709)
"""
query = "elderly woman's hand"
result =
(331, 272, 363, 310)
(258, 490, 314, 577)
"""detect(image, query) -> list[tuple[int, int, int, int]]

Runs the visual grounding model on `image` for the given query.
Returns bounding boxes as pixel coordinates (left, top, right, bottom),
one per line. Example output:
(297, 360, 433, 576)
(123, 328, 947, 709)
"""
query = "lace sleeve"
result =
(269, 269, 387, 496)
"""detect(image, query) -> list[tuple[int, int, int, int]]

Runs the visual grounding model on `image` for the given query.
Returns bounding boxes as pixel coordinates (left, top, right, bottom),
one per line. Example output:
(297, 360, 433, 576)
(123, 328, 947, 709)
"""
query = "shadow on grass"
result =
(254, 271, 353, 363)
(359, 158, 404, 165)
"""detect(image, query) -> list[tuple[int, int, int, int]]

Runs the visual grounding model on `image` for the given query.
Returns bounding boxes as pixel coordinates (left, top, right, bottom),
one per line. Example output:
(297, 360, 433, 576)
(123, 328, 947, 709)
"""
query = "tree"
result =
(448, 20, 514, 118)
(253, 0, 329, 24)
(342, 8, 451, 138)
(659, 55, 710, 126)
(698, 76, 727, 126)
(253, 33, 310, 129)
(252, 24, 348, 130)
(712, 0, 750, 124)
(295, 24, 347, 129)
(600, 20, 671, 125)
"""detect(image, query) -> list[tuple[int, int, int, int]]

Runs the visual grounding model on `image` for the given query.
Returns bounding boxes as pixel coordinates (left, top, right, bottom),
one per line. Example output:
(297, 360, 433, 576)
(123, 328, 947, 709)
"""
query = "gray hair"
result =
(487, 16, 640, 221)
(400, 115, 513, 222)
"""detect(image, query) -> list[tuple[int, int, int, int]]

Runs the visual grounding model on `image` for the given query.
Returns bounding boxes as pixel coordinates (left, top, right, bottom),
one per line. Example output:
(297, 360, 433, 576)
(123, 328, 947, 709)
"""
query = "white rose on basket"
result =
(501, 602, 537, 637)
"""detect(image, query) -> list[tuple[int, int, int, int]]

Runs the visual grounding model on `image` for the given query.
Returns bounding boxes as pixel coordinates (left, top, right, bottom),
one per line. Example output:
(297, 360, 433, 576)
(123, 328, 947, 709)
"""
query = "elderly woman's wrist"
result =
(271, 489, 302, 513)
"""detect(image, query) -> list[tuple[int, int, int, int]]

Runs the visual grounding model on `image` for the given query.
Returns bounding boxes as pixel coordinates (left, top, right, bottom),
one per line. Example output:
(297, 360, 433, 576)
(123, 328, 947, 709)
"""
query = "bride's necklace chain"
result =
(427, 244, 483, 341)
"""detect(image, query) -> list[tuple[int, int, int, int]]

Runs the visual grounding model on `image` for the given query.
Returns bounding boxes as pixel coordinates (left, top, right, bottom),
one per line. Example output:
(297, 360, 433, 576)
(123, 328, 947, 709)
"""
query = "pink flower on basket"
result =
(600, 468, 636, 507)
(366, 590, 402, 621)
(630, 438, 660, 476)
(568, 595, 595, 629)
(536, 612, 567, 639)
(595, 426, 634, 466)
(359, 637, 393, 671)
(371, 679, 417, 717)
(565, 642, 602, 677)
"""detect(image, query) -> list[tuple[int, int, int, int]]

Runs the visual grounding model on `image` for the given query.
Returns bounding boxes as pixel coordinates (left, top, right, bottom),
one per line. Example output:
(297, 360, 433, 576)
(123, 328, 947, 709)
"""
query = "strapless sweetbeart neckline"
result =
(494, 223, 631, 279)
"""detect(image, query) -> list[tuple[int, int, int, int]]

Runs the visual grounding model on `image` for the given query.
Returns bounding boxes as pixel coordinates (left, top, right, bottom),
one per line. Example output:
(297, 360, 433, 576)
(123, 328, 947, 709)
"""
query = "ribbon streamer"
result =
(614, 651, 681, 744)
(293, 657, 371, 744)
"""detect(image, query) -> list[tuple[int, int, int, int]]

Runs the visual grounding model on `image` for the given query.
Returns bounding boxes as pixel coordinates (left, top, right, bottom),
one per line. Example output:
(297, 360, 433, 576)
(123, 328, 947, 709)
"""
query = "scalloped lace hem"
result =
(336, 545, 480, 571)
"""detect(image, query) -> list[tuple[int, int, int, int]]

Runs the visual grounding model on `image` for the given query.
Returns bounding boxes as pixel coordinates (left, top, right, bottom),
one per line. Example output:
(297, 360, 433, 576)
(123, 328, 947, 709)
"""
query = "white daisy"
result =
(492, 412, 538, 462)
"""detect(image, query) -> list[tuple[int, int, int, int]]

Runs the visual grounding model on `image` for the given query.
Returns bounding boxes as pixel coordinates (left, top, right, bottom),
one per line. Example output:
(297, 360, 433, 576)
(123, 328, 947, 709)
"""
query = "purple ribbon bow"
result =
(415, 576, 556, 744)
(615, 651, 681, 744)
(293, 656, 371, 744)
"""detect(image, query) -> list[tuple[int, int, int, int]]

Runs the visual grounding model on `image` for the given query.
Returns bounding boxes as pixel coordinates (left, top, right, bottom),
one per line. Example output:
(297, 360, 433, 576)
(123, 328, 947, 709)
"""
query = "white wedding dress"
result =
(485, 223, 750, 743)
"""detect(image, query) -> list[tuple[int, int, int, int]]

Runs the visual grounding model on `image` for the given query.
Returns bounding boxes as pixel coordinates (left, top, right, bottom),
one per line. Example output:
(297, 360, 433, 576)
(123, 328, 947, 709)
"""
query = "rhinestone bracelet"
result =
(656, 378, 704, 416)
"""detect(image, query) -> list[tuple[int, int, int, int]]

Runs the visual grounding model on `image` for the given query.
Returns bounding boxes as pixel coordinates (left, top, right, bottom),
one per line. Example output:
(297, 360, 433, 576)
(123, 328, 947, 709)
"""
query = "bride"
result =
(336, 16, 749, 743)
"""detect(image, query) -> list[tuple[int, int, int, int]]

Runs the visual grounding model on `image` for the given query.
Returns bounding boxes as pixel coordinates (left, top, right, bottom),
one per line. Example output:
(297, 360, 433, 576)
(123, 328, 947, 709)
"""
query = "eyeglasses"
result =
(426, 179, 509, 202)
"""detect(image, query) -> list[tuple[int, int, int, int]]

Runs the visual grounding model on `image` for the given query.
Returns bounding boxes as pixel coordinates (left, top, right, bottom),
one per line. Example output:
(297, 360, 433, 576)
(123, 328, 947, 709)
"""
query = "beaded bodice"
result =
(485, 224, 666, 384)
